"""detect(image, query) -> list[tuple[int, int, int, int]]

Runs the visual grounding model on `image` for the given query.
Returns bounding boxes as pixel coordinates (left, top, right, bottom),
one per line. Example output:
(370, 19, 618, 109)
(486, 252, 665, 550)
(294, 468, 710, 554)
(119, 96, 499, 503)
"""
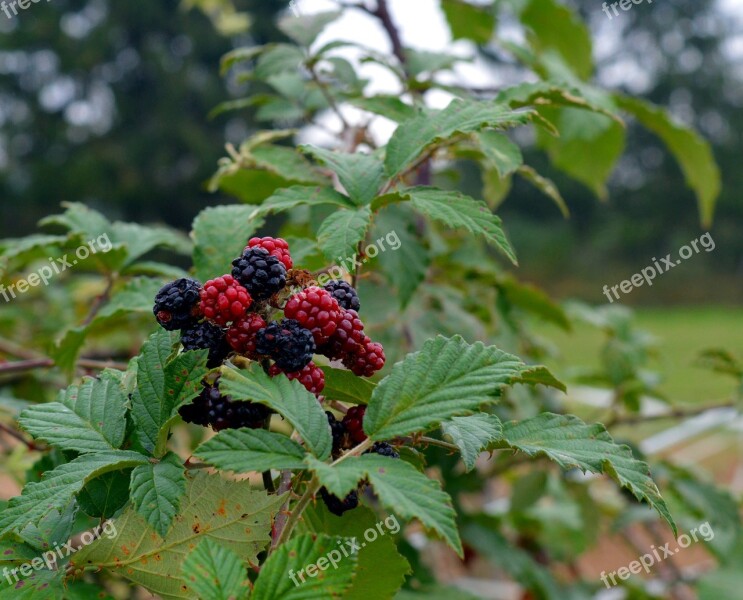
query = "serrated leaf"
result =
(381, 186, 517, 265)
(0, 568, 63, 599)
(130, 452, 186, 538)
(252, 145, 326, 184)
(77, 470, 131, 519)
(615, 95, 720, 227)
(516, 165, 569, 217)
(195, 428, 307, 473)
(302, 504, 410, 600)
(348, 96, 417, 123)
(320, 368, 375, 405)
(385, 98, 532, 179)
(254, 44, 304, 79)
(0, 451, 148, 536)
(192, 205, 266, 283)
(301, 147, 384, 205)
(219, 364, 332, 460)
(306, 455, 462, 556)
(254, 185, 355, 218)
(19, 373, 127, 453)
(441, 0, 495, 44)
(441, 413, 503, 472)
(317, 207, 372, 264)
(252, 534, 358, 600)
(181, 539, 249, 600)
(220, 45, 266, 75)
(71, 472, 283, 600)
(364, 336, 535, 440)
(278, 10, 341, 47)
(511, 365, 566, 392)
(476, 131, 523, 178)
(109, 222, 192, 266)
(492, 413, 676, 533)
(496, 275, 571, 330)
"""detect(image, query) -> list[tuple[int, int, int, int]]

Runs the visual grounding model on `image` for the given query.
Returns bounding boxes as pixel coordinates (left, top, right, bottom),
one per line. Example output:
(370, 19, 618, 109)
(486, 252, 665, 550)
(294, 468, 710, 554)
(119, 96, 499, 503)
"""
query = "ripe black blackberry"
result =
(323, 280, 360, 312)
(326, 411, 346, 456)
(256, 319, 316, 372)
(179, 380, 271, 431)
(231, 247, 286, 301)
(153, 278, 202, 330)
(319, 487, 359, 517)
(180, 321, 230, 368)
(367, 442, 399, 459)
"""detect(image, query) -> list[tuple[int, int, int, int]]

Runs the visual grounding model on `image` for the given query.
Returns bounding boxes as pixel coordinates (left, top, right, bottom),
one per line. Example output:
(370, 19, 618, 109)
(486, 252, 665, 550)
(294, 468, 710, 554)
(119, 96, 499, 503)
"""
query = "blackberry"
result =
(367, 442, 399, 459)
(179, 380, 271, 431)
(180, 321, 230, 368)
(246, 237, 293, 270)
(256, 319, 316, 372)
(200, 275, 252, 326)
(153, 278, 202, 330)
(231, 247, 286, 301)
(342, 406, 367, 444)
(319, 309, 365, 359)
(344, 339, 385, 377)
(226, 313, 267, 357)
(319, 487, 359, 517)
(326, 411, 346, 456)
(269, 361, 325, 396)
(283, 286, 342, 345)
(323, 280, 360, 312)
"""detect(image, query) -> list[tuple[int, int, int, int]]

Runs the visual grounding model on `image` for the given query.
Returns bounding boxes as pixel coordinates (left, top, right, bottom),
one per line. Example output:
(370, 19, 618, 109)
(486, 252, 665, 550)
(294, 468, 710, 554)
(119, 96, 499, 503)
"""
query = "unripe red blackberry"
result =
(153, 278, 202, 330)
(199, 275, 252, 326)
(180, 321, 230, 368)
(283, 286, 342, 345)
(319, 309, 366, 359)
(232, 247, 286, 301)
(256, 319, 316, 372)
(269, 361, 325, 396)
(344, 339, 385, 377)
(226, 313, 267, 357)
(246, 236, 293, 270)
(323, 280, 360, 312)
(342, 405, 367, 444)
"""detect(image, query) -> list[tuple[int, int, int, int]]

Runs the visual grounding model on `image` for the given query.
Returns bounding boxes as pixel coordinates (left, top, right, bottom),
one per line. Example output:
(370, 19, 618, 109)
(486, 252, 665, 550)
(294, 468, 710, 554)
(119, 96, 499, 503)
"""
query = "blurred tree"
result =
(0, 0, 288, 237)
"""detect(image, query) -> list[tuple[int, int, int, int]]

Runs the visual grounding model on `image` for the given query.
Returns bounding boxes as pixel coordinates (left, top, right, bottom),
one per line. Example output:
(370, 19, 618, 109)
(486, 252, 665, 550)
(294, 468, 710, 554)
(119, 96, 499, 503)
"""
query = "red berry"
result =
(269, 361, 325, 396)
(199, 275, 252, 326)
(344, 339, 386, 377)
(226, 313, 266, 357)
(320, 309, 366, 359)
(247, 236, 293, 270)
(283, 287, 342, 345)
(342, 406, 367, 444)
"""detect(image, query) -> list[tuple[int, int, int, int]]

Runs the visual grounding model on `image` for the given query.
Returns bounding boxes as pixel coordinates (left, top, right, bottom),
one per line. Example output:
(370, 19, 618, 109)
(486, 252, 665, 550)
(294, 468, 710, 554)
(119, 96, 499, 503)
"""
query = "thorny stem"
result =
(269, 470, 298, 552)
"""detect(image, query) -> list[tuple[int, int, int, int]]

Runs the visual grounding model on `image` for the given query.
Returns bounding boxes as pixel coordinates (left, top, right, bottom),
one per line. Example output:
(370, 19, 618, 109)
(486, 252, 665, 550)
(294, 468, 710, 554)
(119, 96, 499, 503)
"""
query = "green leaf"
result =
(0, 451, 149, 536)
(19, 373, 127, 453)
(77, 470, 132, 519)
(493, 413, 676, 533)
(219, 364, 332, 460)
(510, 365, 566, 392)
(251, 534, 358, 600)
(384, 98, 532, 179)
(254, 185, 355, 218)
(441, 0, 495, 44)
(320, 368, 375, 405)
(441, 413, 503, 472)
(301, 147, 385, 205)
(306, 455, 462, 556)
(519, 0, 593, 80)
(130, 452, 186, 538)
(317, 207, 372, 264)
(192, 205, 266, 283)
(220, 45, 266, 75)
(365, 336, 561, 440)
(252, 144, 326, 184)
(181, 539, 249, 600)
(71, 472, 284, 600)
(496, 274, 571, 330)
(254, 44, 305, 79)
(349, 96, 417, 123)
(516, 165, 569, 217)
(195, 428, 307, 473)
(385, 186, 517, 265)
(476, 131, 523, 178)
(278, 10, 341, 47)
(109, 222, 192, 266)
(615, 95, 720, 227)
(0, 568, 64, 599)
(302, 504, 410, 600)
(131, 330, 209, 455)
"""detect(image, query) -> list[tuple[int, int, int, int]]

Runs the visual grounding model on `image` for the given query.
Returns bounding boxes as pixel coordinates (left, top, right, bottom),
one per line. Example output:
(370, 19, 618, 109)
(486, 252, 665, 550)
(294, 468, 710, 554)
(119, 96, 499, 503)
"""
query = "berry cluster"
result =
(153, 236, 393, 514)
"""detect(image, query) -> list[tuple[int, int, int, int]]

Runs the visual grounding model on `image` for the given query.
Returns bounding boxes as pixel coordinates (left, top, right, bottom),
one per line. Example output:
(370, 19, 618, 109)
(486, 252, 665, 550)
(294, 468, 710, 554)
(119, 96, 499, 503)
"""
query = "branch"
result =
(0, 421, 43, 451)
(0, 358, 54, 374)
(371, 0, 407, 74)
(82, 275, 116, 326)
(605, 401, 737, 428)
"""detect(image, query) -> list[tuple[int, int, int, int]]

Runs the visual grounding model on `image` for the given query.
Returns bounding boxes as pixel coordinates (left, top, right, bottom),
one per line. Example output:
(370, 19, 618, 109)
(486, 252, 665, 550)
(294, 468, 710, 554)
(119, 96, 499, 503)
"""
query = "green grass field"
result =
(542, 306, 743, 405)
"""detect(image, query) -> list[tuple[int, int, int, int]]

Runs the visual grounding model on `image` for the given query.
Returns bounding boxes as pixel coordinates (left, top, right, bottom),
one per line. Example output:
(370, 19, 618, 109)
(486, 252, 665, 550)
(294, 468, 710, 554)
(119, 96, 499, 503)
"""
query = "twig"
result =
(82, 275, 116, 327)
(0, 421, 42, 450)
(78, 358, 129, 371)
(0, 359, 54, 374)
(309, 64, 351, 130)
(605, 401, 737, 428)
(0, 337, 40, 360)
(400, 435, 459, 453)
(371, 0, 407, 74)
(270, 470, 297, 552)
